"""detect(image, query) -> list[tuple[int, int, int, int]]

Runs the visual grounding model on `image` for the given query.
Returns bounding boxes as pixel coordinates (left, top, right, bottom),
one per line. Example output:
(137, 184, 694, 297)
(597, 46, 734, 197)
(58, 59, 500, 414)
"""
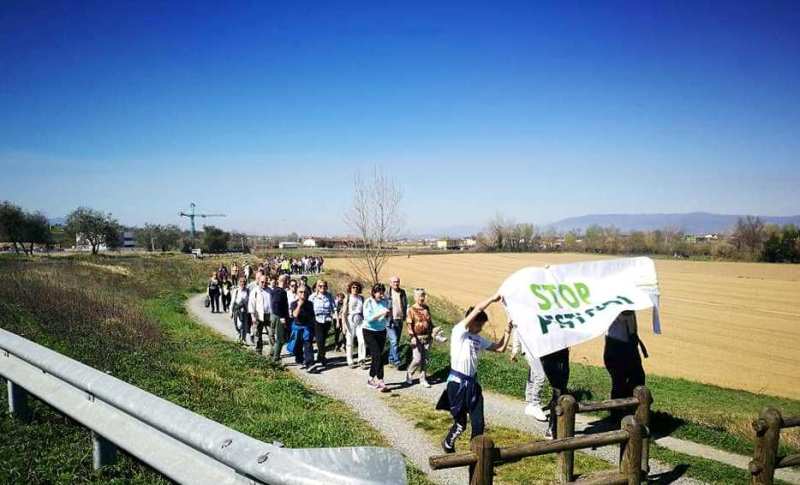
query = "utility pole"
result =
(179, 202, 226, 248)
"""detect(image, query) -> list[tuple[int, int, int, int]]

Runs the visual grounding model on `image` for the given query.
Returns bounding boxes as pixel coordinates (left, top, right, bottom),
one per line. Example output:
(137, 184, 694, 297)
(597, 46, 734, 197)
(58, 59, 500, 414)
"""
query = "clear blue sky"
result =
(1, 1, 798, 235)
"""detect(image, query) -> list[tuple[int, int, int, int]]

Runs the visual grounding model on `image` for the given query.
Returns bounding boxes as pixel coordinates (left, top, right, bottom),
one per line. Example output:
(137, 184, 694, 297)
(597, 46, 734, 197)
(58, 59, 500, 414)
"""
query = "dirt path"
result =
(186, 293, 800, 485)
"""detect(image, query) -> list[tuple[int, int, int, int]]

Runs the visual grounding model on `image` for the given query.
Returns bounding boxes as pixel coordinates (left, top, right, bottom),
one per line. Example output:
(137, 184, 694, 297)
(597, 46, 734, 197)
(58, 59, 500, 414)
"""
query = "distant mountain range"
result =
(545, 212, 800, 235)
(418, 212, 800, 238)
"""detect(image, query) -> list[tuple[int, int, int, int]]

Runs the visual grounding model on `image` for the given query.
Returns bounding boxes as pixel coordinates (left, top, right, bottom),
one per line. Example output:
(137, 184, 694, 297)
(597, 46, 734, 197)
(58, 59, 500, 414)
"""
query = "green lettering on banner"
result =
(575, 283, 591, 304)
(542, 284, 563, 309)
(558, 284, 580, 308)
(538, 315, 554, 334)
(529, 284, 551, 310)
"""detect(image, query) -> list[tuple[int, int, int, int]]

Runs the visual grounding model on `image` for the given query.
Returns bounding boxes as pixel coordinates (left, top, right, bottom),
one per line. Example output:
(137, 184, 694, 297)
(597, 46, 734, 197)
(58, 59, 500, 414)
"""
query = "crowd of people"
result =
(206, 256, 647, 454)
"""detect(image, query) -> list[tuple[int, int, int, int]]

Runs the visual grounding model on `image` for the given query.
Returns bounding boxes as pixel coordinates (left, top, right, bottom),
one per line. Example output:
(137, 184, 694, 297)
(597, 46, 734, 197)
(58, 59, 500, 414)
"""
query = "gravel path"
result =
(187, 293, 798, 485)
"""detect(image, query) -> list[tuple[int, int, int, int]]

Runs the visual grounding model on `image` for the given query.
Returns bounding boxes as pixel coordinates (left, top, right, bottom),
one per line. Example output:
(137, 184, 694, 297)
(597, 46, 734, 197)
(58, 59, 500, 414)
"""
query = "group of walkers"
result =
(206, 258, 647, 455)
(207, 262, 442, 391)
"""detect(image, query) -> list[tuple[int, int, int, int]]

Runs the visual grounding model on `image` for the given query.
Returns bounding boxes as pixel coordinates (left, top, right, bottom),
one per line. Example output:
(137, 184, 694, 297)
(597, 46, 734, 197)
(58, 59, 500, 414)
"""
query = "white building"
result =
(302, 238, 317, 247)
(278, 241, 300, 249)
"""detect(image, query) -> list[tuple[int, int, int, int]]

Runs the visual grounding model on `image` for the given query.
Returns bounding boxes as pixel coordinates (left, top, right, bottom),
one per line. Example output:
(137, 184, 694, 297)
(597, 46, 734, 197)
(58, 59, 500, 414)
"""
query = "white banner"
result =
(498, 257, 661, 358)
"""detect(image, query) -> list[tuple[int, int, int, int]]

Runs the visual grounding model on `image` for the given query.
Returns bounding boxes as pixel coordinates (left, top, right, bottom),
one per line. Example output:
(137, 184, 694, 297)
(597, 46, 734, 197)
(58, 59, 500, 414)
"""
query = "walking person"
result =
(510, 327, 548, 421)
(437, 294, 512, 453)
(342, 281, 366, 368)
(309, 279, 336, 370)
(405, 288, 433, 387)
(386, 276, 408, 368)
(603, 310, 646, 420)
(269, 274, 290, 362)
(291, 285, 315, 370)
(230, 277, 250, 344)
(541, 347, 570, 438)
(333, 292, 345, 352)
(207, 273, 221, 313)
(248, 275, 272, 354)
(363, 283, 392, 391)
(221, 277, 233, 313)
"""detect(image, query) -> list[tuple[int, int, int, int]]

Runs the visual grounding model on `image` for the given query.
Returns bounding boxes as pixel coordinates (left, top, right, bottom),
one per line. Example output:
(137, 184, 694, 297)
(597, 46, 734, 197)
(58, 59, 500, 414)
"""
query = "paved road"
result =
(187, 293, 799, 485)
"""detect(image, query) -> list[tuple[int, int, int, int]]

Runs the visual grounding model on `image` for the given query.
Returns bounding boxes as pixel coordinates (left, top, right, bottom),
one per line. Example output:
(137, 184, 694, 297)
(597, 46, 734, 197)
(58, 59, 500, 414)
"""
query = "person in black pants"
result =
(207, 273, 221, 313)
(541, 347, 570, 438)
(604, 311, 646, 420)
(221, 277, 233, 313)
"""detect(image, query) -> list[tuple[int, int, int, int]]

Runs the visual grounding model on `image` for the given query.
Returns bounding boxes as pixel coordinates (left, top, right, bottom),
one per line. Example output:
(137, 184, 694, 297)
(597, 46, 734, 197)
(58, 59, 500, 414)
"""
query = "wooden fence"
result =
(429, 415, 646, 485)
(750, 407, 800, 485)
(557, 386, 653, 482)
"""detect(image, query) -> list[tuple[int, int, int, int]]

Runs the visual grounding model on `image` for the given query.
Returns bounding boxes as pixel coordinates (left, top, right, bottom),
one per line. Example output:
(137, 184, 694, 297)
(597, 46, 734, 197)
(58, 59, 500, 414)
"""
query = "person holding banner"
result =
(510, 328, 548, 422)
(604, 310, 646, 414)
(437, 294, 512, 453)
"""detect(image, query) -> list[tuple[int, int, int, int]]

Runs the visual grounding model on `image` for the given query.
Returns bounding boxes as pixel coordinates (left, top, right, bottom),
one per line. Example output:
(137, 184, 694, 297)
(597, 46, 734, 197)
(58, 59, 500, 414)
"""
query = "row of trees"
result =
(0, 202, 52, 255)
(477, 213, 800, 263)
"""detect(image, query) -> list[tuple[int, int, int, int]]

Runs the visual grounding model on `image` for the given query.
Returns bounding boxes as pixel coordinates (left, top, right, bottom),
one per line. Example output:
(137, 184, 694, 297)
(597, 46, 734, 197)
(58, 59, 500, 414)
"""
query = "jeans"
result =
(270, 314, 287, 362)
(234, 311, 249, 342)
(541, 348, 570, 435)
(386, 319, 403, 365)
(292, 324, 314, 366)
(363, 328, 386, 379)
(314, 320, 331, 366)
(209, 291, 220, 312)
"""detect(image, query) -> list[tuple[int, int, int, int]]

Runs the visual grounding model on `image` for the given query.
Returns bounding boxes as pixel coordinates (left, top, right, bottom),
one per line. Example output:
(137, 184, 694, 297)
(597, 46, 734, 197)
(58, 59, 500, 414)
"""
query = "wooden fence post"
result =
(620, 416, 642, 485)
(633, 386, 652, 475)
(750, 407, 782, 485)
(556, 394, 577, 483)
(469, 435, 495, 485)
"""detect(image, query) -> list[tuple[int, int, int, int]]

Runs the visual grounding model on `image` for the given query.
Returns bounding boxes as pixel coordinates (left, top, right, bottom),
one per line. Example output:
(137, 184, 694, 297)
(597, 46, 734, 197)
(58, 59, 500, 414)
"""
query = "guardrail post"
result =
(7, 380, 32, 423)
(620, 416, 642, 485)
(469, 435, 494, 485)
(750, 407, 781, 485)
(556, 394, 576, 483)
(92, 431, 118, 470)
(633, 385, 652, 475)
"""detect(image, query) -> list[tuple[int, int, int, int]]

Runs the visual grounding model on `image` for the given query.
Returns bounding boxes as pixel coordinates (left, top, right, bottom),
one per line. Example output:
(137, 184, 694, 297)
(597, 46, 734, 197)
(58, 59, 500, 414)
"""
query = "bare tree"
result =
(731, 215, 765, 256)
(344, 168, 403, 285)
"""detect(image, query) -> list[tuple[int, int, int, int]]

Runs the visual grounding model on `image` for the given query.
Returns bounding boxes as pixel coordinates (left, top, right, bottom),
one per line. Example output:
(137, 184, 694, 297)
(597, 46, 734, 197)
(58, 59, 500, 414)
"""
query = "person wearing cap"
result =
(437, 294, 512, 453)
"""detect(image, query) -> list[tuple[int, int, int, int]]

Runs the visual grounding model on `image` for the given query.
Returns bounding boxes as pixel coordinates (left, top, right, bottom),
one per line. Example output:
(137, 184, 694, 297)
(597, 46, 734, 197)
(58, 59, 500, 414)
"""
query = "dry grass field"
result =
(329, 253, 800, 400)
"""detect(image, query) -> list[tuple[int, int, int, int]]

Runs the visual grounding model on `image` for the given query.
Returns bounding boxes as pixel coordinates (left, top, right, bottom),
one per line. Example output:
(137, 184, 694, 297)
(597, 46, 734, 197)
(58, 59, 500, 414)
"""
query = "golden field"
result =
(328, 253, 800, 399)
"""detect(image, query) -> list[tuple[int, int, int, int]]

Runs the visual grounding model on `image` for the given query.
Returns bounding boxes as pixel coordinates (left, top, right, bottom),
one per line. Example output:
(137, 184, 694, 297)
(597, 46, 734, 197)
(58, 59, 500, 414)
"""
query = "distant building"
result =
(122, 231, 136, 248)
(462, 238, 477, 248)
(436, 239, 461, 250)
(278, 241, 300, 249)
(302, 238, 317, 247)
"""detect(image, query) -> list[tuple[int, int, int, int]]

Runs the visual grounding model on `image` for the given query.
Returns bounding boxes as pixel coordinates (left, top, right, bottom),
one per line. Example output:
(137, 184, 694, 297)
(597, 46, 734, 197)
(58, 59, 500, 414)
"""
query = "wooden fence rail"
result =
(429, 415, 645, 485)
(557, 386, 652, 482)
(750, 407, 800, 485)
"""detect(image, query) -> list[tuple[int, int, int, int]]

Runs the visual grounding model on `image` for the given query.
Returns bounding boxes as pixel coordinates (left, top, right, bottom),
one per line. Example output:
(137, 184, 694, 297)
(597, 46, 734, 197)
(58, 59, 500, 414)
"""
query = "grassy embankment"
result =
(0, 255, 432, 485)
(325, 269, 800, 485)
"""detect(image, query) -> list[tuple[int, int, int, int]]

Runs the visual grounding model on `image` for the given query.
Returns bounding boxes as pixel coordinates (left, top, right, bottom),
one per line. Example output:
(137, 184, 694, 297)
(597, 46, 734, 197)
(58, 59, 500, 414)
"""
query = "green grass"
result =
(0, 255, 433, 485)
(389, 394, 611, 484)
(322, 269, 800, 484)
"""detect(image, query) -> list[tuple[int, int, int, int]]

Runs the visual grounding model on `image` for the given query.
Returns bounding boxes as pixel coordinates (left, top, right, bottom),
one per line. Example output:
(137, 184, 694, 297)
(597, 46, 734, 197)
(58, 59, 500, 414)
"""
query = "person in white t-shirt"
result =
(436, 293, 512, 453)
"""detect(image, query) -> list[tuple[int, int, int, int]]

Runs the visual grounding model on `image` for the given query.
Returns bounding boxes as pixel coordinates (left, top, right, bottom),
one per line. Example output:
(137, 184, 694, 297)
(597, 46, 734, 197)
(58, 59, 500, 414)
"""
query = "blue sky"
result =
(1, 1, 798, 235)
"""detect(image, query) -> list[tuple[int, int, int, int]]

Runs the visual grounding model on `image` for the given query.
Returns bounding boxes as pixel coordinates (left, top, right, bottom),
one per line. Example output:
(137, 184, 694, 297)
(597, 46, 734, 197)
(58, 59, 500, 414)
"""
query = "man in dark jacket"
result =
(269, 274, 290, 362)
(387, 276, 408, 367)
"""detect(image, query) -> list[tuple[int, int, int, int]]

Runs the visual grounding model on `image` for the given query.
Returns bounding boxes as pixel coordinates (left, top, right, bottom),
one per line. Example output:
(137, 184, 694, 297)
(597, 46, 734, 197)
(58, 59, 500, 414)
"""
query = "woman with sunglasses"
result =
(363, 283, 392, 391)
(341, 281, 365, 368)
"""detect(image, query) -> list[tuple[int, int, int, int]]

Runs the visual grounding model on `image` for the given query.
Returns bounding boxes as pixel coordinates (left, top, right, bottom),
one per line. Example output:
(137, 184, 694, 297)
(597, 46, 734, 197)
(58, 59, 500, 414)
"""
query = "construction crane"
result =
(179, 202, 226, 247)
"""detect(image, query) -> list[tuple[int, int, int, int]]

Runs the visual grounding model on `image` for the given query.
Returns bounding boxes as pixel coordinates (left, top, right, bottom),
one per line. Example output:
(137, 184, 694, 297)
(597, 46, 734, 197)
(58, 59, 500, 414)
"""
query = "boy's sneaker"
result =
(441, 438, 455, 454)
(524, 403, 548, 422)
(420, 377, 431, 388)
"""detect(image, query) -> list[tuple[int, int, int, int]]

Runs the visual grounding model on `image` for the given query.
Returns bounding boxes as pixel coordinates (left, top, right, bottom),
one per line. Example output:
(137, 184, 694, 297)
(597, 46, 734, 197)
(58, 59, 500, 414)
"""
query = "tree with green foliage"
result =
(201, 225, 230, 253)
(0, 201, 52, 254)
(136, 224, 183, 252)
(762, 224, 800, 263)
(64, 207, 121, 255)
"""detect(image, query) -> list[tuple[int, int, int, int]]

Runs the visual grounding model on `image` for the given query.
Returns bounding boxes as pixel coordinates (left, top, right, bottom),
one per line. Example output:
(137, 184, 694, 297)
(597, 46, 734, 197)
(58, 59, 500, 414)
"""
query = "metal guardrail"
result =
(0, 327, 407, 485)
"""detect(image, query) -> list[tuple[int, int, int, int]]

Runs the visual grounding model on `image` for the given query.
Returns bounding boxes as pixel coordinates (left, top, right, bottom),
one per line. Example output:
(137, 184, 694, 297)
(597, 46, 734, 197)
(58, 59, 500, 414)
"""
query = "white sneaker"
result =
(420, 377, 431, 388)
(524, 403, 548, 421)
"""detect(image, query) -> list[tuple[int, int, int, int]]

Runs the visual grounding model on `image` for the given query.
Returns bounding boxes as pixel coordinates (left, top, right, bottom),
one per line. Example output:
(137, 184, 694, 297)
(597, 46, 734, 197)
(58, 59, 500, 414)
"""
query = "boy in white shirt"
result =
(436, 294, 512, 453)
